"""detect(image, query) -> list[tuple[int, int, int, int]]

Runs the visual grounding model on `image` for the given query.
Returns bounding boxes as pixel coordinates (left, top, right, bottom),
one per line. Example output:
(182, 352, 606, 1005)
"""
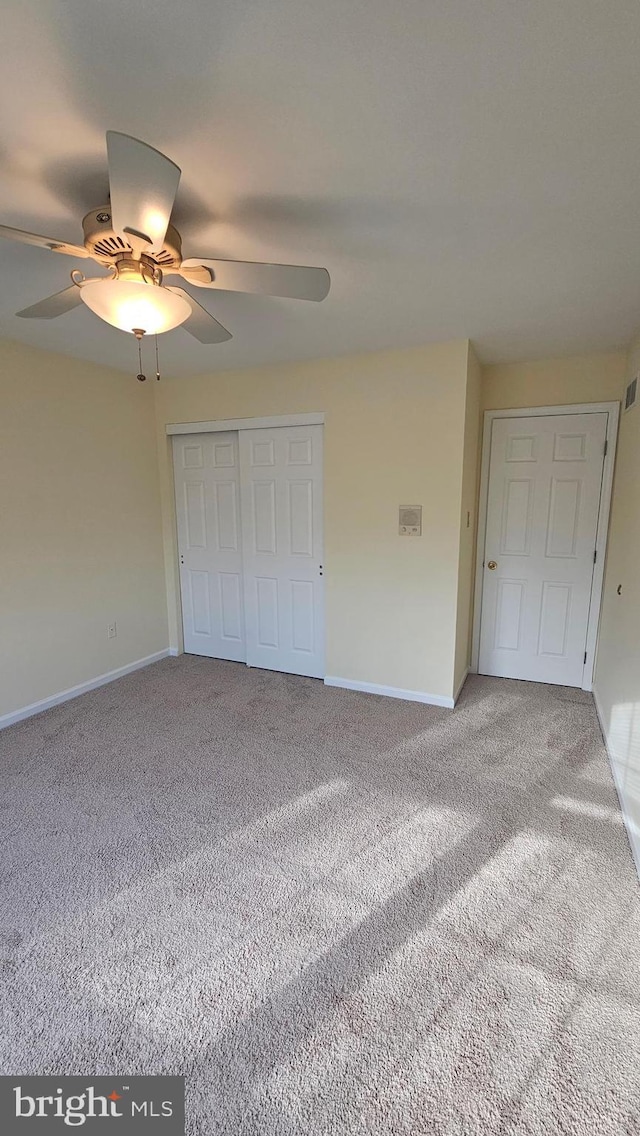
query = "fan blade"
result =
(16, 285, 82, 319)
(106, 131, 181, 253)
(179, 259, 329, 302)
(168, 287, 232, 343)
(0, 224, 89, 258)
(180, 258, 330, 301)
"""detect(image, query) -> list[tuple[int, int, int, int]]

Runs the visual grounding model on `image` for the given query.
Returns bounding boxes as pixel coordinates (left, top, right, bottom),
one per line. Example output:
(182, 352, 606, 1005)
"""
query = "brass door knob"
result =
(487, 560, 497, 570)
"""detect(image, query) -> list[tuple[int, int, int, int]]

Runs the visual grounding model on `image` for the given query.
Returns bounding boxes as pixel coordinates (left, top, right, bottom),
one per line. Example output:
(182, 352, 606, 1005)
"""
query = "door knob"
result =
(487, 560, 497, 570)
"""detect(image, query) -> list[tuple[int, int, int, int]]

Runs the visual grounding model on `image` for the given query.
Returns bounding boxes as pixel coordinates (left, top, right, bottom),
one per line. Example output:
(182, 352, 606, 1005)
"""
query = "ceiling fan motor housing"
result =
(81, 207, 183, 270)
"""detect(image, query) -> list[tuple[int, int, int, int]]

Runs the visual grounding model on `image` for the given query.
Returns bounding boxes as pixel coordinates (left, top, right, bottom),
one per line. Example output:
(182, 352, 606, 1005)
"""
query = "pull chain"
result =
(133, 328, 146, 381)
(155, 334, 160, 381)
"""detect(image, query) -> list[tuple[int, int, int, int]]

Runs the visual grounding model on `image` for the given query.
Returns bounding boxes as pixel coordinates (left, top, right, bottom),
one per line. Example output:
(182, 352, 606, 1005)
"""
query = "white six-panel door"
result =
(173, 424, 324, 679)
(478, 412, 607, 686)
(173, 432, 246, 661)
(239, 425, 324, 678)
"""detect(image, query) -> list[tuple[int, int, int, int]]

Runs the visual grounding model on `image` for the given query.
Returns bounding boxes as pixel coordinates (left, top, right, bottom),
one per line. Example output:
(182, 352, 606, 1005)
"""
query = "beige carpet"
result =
(1, 657, 639, 1134)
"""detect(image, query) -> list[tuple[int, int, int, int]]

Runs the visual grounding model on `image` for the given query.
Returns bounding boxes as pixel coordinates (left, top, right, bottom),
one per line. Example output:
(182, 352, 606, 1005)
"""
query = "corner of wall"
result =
(593, 334, 640, 878)
(453, 342, 483, 695)
(0, 338, 169, 720)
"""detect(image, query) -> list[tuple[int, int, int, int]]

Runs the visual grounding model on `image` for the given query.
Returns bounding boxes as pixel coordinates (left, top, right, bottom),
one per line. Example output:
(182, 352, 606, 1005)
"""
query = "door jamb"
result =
(470, 401, 620, 691)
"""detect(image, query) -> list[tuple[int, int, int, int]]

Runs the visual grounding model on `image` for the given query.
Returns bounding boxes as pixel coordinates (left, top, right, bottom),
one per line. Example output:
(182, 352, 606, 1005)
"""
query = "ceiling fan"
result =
(0, 131, 331, 351)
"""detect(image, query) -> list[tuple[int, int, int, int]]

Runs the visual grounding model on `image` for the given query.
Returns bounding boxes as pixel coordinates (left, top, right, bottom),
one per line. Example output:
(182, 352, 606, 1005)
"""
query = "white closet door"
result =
(239, 425, 324, 678)
(173, 432, 245, 661)
(478, 411, 607, 686)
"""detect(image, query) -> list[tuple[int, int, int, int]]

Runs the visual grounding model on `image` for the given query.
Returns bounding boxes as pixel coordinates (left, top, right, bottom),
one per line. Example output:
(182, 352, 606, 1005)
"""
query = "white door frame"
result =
(471, 402, 620, 691)
(166, 412, 324, 435)
(167, 412, 326, 661)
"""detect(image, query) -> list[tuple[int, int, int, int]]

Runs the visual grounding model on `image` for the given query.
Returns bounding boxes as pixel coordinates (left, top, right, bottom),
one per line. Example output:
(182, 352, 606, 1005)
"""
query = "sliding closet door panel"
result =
(239, 425, 324, 678)
(173, 432, 245, 661)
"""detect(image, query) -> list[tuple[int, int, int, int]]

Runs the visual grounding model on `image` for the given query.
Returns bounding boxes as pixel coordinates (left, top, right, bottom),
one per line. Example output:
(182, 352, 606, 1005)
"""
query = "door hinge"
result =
(593, 549, 597, 564)
(604, 438, 608, 457)
(584, 650, 587, 664)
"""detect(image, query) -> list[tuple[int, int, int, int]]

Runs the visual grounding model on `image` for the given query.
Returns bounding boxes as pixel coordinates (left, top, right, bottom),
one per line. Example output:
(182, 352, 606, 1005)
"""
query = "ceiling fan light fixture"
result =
(1, 131, 329, 352)
(79, 276, 191, 335)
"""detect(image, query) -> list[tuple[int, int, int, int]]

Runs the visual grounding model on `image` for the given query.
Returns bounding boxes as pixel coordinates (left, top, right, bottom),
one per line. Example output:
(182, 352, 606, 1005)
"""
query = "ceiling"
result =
(2, 0, 640, 377)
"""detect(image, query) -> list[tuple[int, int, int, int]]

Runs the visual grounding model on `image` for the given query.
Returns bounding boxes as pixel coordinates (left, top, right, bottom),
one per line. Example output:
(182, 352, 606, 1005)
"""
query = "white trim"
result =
(593, 686, 640, 880)
(453, 667, 470, 704)
(474, 402, 620, 420)
(166, 412, 325, 436)
(324, 675, 455, 708)
(168, 647, 180, 657)
(583, 403, 619, 688)
(0, 650, 171, 730)
(471, 401, 620, 691)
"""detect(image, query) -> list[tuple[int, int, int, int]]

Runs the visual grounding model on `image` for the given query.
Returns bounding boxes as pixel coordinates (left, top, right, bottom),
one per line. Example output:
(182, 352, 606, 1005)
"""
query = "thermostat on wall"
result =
(399, 505, 422, 535)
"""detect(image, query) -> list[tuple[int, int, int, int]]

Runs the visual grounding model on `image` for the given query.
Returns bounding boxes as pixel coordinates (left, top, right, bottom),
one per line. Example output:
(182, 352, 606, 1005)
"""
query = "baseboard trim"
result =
(168, 647, 180, 657)
(453, 667, 470, 705)
(324, 676, 454, 709)
(0, 649, 172, 730)
(593, 685, 640, 881)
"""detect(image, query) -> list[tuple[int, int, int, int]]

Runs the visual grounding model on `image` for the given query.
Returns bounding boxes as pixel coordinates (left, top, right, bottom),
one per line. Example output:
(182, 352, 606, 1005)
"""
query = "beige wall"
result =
(4, 336, 631, 724)
(0, 338, 168, 719)
(482, 352, 626, 411)
(595, 339, 640, 865)
(454, 343, 482, 692)
(155, 341, 471, 700)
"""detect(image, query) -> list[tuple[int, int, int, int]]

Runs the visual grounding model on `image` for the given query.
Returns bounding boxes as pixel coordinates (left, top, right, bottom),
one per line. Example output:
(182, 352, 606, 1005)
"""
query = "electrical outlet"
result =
(107, 622, 117, 640)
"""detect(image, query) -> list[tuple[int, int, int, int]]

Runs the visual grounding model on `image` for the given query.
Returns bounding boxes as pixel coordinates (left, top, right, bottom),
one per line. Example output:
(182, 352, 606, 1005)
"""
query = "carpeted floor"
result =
(1, 657, 639, 1134)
